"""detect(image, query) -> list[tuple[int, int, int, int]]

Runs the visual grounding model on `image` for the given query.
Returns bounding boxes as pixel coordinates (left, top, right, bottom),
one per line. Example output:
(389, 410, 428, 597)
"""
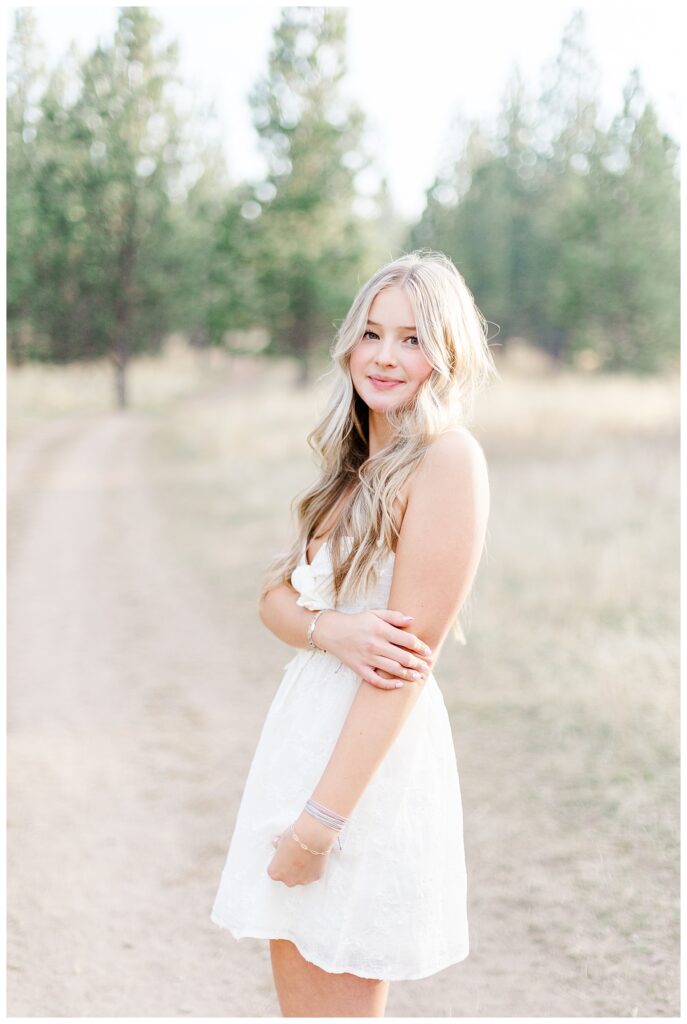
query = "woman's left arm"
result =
(267, 431, 490, 883)
(309, 429, 490, 819)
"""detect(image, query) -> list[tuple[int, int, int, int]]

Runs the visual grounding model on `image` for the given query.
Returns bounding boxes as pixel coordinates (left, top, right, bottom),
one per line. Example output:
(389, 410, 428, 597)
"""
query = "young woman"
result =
(211, 249, 496, 1017)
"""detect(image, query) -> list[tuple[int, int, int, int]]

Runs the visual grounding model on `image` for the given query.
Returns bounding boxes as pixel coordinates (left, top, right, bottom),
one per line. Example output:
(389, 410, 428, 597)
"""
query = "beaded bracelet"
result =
(304, 798, 348, 851)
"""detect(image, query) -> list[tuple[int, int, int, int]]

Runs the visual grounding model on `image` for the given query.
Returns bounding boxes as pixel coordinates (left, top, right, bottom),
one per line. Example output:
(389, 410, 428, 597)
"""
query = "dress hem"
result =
(210, 910, 469, 982)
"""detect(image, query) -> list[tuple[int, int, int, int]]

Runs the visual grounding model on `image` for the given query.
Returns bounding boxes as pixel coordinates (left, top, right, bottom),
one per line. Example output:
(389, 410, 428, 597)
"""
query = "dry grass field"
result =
(6, 341, 679, 1016)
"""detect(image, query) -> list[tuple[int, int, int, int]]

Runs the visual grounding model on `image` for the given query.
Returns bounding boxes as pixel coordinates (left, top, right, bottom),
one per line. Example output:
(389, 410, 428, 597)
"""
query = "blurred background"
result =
(5, 4, 680, 1017)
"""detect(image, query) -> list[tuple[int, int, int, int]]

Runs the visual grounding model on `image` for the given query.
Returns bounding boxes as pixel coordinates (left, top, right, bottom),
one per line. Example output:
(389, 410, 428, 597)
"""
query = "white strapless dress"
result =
(210, 538, 469, 981)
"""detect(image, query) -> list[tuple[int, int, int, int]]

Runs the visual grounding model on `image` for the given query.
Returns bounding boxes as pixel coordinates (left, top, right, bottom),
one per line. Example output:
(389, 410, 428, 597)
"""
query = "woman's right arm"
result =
(258, 582, 323, 650)
(258, 583, 433, 689)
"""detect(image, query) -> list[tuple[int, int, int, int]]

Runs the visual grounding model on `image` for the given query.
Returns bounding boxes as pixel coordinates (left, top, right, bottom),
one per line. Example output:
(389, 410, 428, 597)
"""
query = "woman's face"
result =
(349, 286, 434, 412)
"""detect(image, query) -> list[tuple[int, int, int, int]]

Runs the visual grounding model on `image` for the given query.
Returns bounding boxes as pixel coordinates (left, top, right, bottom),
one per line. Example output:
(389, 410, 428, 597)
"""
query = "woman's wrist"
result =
(293, 809, 337, 853)
(310, 609, 342, 653)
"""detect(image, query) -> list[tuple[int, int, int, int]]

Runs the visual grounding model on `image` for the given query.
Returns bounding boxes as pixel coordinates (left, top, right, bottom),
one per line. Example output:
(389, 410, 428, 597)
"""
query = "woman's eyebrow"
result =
(366, 319, 418, 331)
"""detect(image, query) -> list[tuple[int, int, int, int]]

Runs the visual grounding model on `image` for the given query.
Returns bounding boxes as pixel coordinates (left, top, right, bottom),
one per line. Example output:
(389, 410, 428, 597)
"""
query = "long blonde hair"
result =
(259, 249, 499, 642)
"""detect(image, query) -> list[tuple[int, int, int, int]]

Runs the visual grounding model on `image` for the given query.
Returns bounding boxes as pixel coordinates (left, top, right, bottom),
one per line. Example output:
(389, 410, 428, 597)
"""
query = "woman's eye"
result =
(363, 330, 419, 345)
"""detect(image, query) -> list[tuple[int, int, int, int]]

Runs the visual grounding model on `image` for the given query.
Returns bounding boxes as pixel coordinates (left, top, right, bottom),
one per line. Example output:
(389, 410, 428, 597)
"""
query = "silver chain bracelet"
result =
(306, 609, 329, 652)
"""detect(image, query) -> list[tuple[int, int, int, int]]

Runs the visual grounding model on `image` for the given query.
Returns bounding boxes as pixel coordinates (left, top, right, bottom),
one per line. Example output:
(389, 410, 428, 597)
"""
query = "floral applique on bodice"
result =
(290, 536, 395, 614)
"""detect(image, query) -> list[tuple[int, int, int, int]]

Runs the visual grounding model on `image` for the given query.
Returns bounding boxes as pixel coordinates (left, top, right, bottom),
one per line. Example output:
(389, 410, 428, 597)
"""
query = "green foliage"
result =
(409, 11, 680, 372)
(6, 7, 222, 404)
(6, 5, 681, 398)
(564, 70, 680, 371)
(239, 7, 376, 382)
(7, 9, 48, 361)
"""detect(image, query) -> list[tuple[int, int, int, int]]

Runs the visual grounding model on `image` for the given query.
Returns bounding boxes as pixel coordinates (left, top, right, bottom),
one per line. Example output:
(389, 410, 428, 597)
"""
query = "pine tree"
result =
(70, 7, 187, 406)
(7, 7, 192, 407)
(6, 9, 48, 362)
(577, 68, 679, 370)
(246, 7, 372, 385)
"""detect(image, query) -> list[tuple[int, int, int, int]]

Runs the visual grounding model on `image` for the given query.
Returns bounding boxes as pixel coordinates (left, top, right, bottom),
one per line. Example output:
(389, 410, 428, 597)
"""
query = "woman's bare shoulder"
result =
(407, 427, 487, 497)
(429, 426, 487, 462)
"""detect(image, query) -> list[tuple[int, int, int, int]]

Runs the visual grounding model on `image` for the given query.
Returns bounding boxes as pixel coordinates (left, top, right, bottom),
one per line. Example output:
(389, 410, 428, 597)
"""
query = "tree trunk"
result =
(111, 195, 137, 409)
(111, 343, 128, 409)
(6, 322, 25, 365)
(114, 357, 127, 408)
(294, 300, 312, 388)
(296, 339, 311, 387)
(549, 326, 569, 363)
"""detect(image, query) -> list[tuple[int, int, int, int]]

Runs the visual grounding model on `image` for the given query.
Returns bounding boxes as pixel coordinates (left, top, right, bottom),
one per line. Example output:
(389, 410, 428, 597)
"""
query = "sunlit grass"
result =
(6, 336, 261, 442)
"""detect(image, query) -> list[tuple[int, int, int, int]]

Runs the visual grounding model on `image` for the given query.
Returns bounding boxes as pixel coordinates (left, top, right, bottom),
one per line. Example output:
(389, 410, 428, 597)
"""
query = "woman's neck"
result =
(368, 411, 395, 457)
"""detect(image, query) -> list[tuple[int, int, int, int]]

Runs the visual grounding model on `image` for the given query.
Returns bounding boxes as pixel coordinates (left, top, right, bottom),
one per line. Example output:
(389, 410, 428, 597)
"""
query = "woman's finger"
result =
(372, 608, 415, 627)
(377, 646, 431, 674)
(368, 610, 433, 660)
(360, 668, 407, 690)
(371, 655, 426, 681)
(370, 612, 430, 653)
(383, 625, 432, 657)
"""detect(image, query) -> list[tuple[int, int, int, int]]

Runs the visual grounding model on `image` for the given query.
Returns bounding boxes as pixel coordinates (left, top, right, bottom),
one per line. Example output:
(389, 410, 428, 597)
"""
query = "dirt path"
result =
(7, 408, 471, 1017)
(7, 410, 279, 1016)
(7, 404, 679, 1017)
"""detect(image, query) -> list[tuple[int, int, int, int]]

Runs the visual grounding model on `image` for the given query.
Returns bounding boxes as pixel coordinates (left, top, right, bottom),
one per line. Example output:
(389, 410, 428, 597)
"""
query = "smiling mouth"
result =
(369, 375, 403, 384)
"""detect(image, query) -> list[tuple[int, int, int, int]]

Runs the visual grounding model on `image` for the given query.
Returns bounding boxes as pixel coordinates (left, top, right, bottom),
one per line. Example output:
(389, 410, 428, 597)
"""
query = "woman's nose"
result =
(376, 339, 398, 365)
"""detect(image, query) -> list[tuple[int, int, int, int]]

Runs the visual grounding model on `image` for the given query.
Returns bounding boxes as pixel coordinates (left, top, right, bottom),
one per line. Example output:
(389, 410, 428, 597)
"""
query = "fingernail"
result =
(404, 615, 414, 621)
(395, 682, 404, 688)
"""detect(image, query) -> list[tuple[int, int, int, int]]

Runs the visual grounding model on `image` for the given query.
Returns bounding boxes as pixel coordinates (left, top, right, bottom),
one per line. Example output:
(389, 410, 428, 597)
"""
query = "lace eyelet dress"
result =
(210, 537, 469, 981)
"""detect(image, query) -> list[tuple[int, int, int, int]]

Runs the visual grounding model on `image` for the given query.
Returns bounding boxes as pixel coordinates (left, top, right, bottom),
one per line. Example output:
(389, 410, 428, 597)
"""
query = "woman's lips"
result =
(369, 376, 403, 390)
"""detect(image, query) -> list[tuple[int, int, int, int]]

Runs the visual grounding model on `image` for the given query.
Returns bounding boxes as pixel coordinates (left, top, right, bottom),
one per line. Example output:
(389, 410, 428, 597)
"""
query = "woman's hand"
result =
(312, 609, 434, 690)
(267, 810, 336, 887)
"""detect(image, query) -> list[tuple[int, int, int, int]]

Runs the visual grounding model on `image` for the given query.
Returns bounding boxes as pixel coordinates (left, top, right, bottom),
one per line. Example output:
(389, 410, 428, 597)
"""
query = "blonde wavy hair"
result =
(259, 249, 499, 642)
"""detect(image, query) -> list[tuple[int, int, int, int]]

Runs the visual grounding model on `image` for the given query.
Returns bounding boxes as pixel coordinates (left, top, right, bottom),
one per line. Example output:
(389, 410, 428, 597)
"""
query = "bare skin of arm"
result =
(267, 430, 490, 882)
(258, 582, 324, 651)
(259, 566, 433, 689)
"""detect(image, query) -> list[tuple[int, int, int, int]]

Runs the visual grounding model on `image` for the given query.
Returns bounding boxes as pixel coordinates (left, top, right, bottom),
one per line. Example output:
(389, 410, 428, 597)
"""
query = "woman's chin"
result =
(367, 396, 403, 414)
(365, 387, 407, 408)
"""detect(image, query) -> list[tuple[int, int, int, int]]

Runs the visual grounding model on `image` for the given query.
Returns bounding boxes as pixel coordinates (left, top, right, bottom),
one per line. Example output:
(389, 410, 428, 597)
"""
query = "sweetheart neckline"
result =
(303, 535, 395, 568)
(304, 533, 344, 567)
